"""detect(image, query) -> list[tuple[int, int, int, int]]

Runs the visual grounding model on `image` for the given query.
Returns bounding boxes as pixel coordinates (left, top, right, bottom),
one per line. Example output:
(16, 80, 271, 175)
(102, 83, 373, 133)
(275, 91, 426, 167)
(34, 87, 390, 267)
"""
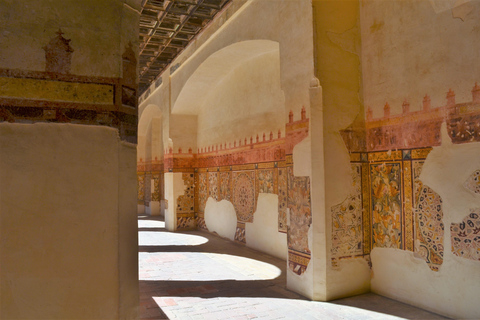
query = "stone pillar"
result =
(0, 1, 140, 319)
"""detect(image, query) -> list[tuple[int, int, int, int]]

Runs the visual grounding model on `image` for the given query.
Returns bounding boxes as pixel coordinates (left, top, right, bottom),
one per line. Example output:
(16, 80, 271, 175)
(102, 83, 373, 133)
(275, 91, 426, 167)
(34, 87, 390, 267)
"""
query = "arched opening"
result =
(167, 40, 288, 259)
(137, 104, 164, 217)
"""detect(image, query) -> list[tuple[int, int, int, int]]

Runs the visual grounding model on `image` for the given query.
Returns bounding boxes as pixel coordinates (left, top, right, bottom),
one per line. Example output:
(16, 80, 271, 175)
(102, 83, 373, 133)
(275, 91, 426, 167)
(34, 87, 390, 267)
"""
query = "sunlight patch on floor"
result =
(139, 252, 281, 281)
(139, 231, 208, 246)
(153, 296, 409, 320)
(138, 219, 165, 228)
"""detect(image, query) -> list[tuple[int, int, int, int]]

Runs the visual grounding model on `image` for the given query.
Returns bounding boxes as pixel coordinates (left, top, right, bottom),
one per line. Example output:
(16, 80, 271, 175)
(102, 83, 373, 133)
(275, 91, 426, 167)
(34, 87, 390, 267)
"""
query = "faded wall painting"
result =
(333, 85, 480, 270)
(371, 163, 402, 249)
(451, 210, 480, 261)
(331, 164, 363, 264)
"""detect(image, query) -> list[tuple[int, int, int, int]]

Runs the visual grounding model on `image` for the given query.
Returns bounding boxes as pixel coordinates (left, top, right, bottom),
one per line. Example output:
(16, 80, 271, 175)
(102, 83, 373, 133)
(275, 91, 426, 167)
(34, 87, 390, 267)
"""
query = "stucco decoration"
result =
(331, 164, 363, 262)
(232, 171, 256, 222)
(451, 210, 480, 261)
(371, 163, 402, 249)
(415, 185, 444, 271)
(464, 170, 480, 195)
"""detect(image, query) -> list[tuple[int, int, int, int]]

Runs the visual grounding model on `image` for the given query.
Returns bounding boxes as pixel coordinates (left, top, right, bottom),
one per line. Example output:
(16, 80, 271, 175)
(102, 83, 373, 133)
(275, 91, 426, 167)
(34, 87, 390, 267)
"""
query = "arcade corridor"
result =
(137, 216, 449, 320)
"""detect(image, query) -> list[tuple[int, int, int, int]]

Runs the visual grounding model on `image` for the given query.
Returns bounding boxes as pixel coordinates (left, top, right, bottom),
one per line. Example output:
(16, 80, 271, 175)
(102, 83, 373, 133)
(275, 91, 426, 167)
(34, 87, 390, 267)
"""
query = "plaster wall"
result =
(170, 114, 198, 153)
(204, 198, 237, 241)
(169, 0, 314, 119)
(137, 0, 316, 300)
(361, 0, 480, 117)
(196, 50, 284, 148)
(312, 0, 370, 300)
(0, 124, 138, 319)
(245, 194, 287, 260)
(371, 128, 480, 319)
(164, 172, 186, 231)
(361, 1, 480, 317)
(0, 0, 141, 77)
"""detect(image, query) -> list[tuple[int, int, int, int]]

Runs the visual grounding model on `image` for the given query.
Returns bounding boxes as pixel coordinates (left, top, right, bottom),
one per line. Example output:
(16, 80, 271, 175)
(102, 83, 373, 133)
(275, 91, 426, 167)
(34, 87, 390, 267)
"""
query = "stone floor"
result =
(138, 216, 450, 320)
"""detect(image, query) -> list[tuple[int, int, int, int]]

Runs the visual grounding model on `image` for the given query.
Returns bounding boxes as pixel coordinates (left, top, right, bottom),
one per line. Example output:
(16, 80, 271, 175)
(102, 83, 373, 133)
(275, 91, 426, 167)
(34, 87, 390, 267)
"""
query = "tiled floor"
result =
(138, 216, 450, 320)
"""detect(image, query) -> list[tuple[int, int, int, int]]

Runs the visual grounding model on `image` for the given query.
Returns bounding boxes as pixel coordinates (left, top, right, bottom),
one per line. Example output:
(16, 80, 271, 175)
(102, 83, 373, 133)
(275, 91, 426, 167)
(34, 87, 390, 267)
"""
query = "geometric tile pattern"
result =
(415, 185, 444, 271)
(197, 216, 207, 231)
(464, 170, 480, 194)
(331, 164, 363, 260)
(232, 171, 256, 223)
(177, 216, 196, 230)
(370, 163, 402, 249)
(451, 210, 480, 261)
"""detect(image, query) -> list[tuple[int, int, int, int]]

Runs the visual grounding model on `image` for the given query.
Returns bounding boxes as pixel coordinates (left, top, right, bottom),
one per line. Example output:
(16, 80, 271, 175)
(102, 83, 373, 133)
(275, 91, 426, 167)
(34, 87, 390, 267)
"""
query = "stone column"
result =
(0, 1, 140, 319)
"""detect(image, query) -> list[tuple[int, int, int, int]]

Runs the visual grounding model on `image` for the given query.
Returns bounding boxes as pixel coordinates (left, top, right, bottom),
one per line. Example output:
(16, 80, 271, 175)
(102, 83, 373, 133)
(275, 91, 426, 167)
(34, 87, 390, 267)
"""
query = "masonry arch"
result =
(137, 103, 164, 216)
(172, 40, 286, 149)
(169, 39, 288, 259)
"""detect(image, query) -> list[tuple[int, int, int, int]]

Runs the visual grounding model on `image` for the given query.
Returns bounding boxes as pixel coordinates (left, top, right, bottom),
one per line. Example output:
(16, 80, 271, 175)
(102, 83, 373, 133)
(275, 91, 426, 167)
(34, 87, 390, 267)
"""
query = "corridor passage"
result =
(138, 216, 450, 320)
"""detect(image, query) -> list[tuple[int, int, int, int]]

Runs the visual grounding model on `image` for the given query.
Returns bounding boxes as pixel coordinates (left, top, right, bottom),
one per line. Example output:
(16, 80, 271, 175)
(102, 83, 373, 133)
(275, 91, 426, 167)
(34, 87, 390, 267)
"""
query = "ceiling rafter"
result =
(138, 0, 232, 93)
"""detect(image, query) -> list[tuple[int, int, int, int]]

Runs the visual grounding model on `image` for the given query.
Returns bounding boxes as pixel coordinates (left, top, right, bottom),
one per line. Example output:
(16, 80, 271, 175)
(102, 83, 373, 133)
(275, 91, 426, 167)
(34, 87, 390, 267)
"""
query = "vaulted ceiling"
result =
(138, 0, 232, 93)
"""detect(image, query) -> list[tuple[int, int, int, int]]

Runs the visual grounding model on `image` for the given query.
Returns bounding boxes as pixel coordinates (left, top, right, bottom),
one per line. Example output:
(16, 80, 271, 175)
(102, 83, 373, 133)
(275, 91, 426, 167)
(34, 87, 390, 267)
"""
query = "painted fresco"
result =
(177, 173, 195, 214)
(414, 185, 444, 271)
(219, 171, 231, 201)
(371, 163, 402, 249)
(464, 170, 480, 195)
(0, 30, 137, 142)
(232, 171, 256, 222)
(451, 210, 480, 261)
(151, 174, 160, 202)
(287, 167, 312, 254)
(403, 160, 414, 252)
(144, 173, 152, 204)
(137, 174, 145, 203)
(278, 167, 288, 233)
(198, 172, 208, 213)
(363, 84, 480, 152)
(256, 169, 275, 194)
(208, 172, 219, 201)
(177, 216, 196, 229)
(235, 221, 246, 244)
(331, 164, 363, 260)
